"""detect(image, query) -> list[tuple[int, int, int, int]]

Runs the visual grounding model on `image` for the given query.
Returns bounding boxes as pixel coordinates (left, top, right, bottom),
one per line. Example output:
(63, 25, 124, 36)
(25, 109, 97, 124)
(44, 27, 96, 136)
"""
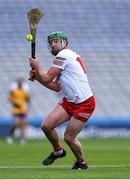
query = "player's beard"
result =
(51, 49, 60, 55)
(48, 44, 65, 56)
(49, 46, 61, 56)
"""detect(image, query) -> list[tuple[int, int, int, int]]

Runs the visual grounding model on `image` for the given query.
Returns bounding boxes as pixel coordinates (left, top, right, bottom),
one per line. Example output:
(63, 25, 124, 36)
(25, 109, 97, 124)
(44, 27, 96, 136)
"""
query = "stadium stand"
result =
(0, 0, 129, 125)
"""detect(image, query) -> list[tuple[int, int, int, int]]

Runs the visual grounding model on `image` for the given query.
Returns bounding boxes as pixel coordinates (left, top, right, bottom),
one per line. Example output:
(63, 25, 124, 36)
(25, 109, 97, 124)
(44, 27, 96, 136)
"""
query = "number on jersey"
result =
(76, 57, 86, 74)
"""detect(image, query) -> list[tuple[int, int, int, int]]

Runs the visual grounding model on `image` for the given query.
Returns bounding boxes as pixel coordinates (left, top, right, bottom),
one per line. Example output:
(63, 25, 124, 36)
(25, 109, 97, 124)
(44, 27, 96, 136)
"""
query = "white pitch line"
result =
(0, 165, 128, 169)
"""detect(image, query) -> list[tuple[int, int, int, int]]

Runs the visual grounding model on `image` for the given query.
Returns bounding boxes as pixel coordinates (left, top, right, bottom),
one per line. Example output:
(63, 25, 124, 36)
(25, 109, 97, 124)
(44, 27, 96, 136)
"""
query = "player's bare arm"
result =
(37, 74, 61, 92)
(29, 57, 61, 92)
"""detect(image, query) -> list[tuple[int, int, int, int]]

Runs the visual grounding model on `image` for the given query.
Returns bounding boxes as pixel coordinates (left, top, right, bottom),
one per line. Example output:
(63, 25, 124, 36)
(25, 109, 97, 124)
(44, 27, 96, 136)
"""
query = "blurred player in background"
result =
(29, 31, 95, 169)
(6, 77, 30, 144)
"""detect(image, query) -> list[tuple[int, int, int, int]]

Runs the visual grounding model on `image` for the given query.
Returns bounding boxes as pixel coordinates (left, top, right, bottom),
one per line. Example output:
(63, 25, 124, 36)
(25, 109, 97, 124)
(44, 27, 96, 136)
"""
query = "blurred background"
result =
(0, 0, 130, 139)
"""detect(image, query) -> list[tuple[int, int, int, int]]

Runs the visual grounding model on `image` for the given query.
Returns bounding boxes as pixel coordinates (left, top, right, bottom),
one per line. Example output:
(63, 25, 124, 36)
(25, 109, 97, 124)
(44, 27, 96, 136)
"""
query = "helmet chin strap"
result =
(61, 39, 65, 48)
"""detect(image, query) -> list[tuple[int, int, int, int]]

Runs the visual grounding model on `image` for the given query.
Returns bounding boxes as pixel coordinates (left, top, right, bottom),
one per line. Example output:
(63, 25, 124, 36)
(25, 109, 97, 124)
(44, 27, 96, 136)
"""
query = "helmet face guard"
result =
(47, 31, 68, 55)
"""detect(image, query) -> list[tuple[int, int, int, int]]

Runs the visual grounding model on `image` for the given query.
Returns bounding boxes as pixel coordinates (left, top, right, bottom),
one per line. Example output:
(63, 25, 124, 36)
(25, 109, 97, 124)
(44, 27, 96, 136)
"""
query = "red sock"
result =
(54, 146, 62, 152)
(77, 159, 86, 164)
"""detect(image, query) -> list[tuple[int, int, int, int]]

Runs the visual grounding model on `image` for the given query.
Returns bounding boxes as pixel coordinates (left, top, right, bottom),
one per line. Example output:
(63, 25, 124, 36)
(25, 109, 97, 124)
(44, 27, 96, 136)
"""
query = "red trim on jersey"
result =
(53, 59, 63, 66)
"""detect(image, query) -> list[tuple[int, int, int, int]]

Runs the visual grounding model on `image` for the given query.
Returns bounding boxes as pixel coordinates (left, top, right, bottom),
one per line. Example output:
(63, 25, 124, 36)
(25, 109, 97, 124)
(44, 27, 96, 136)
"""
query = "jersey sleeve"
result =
(52, 50, 68, 69)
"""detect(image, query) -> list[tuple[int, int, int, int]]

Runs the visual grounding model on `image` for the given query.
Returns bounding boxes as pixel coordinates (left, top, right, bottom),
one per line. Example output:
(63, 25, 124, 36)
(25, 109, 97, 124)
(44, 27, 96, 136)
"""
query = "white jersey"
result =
(52, 48, 93, 103)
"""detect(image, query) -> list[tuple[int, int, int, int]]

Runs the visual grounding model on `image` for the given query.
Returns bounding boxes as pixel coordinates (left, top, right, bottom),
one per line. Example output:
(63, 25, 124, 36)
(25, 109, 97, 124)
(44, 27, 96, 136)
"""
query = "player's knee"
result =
(41, 123, 51, 133)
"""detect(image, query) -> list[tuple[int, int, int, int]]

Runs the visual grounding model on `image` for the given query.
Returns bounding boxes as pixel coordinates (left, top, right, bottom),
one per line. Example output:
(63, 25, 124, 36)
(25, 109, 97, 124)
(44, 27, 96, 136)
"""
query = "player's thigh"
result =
(41, 104, 70, 129)
(64, 117, 85, 139)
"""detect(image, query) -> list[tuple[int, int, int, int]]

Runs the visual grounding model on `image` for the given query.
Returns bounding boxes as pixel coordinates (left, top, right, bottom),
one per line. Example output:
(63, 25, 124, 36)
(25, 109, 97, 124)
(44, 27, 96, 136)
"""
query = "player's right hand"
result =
(29, 69, 37, 80)
(29, 57, 40, 71)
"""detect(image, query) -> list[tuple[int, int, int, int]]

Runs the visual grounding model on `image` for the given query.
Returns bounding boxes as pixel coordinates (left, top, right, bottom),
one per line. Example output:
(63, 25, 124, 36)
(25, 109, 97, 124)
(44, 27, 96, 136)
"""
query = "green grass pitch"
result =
(0, 138, 130, 179)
